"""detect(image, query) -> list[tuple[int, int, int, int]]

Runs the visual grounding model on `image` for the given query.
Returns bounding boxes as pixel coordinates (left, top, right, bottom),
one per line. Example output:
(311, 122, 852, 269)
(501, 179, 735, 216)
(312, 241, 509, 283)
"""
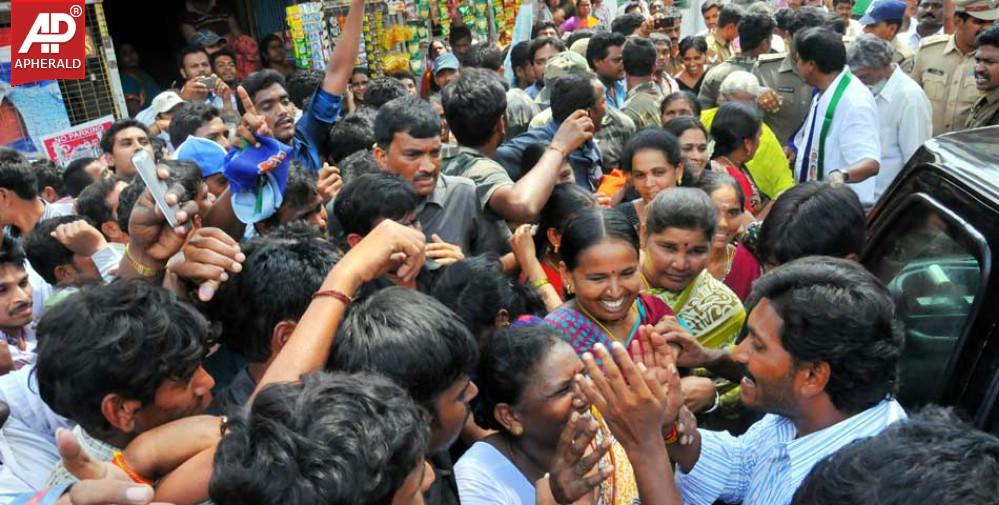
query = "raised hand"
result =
(168, 227, 245, 302)
(335, 219, 427, 291)
(235, 86, 271, 148)
(546, 410, 612, 505)
(317, 163, 343, 204)
(551, 110, 595, 155)
(125, 164, 199, 277)
(55, 428, 163, 505)
(426, 234, 464, 266)
(180, 76, 209, 101)
(51, 220, 107, 258)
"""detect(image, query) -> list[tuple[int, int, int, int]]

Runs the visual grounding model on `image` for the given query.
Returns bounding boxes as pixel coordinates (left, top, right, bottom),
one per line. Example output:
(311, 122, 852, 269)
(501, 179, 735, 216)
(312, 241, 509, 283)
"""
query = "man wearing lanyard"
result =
(791, 27, 881, 209)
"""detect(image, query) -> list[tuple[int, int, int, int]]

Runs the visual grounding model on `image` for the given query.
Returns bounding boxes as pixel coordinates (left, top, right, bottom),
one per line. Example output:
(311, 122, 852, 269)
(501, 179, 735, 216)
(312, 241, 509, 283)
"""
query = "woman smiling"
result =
(616, 129, 684, 234)
(544, 208, 676, 356)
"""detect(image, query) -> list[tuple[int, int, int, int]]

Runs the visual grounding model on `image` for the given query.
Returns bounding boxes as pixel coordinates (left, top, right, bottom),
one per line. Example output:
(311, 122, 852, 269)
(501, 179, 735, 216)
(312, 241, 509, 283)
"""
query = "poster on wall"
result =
(40, 115, 114, 165)
(0, 38, 73, 158)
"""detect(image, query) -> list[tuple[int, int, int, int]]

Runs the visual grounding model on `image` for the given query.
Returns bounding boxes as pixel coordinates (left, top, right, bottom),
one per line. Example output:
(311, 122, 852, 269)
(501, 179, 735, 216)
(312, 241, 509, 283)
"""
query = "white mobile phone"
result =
(131, 149, 180, 228)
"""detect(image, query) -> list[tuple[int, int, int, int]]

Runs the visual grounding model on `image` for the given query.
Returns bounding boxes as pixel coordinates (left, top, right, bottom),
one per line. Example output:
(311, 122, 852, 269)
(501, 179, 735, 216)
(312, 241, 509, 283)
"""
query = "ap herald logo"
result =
(11, 0, 86, 85)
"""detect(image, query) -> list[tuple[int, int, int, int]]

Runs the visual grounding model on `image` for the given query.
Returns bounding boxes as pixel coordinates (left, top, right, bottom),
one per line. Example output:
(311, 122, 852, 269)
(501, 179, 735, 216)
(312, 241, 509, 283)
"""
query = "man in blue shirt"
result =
(235, 0, 366, 170)
(661, 257, 907, 505)
(586, 31, 628, 109)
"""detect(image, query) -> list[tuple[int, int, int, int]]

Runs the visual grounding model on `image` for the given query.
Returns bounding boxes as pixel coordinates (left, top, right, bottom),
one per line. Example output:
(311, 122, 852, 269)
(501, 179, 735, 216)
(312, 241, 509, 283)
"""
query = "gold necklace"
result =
(576, 302, 638, 343)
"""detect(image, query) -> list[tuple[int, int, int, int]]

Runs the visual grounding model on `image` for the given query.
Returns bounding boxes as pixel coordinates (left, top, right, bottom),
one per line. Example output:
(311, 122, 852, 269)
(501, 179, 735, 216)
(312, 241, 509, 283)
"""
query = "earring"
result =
(511, 425, 524, 436)
(565, 283, 574, 295)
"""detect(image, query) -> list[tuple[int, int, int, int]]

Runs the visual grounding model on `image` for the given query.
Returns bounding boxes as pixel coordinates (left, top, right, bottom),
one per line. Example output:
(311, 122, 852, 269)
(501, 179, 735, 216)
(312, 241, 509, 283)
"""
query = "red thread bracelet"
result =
(312, 289, 353, 305)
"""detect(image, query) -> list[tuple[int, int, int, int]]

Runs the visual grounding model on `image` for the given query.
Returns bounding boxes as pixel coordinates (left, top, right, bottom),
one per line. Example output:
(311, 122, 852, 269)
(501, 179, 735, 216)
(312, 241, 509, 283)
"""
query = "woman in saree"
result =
(455, 321, 642, 505)
(640, 187, 747, 424)
(543, 207, 676, 356)
(697, 171, 762, 301)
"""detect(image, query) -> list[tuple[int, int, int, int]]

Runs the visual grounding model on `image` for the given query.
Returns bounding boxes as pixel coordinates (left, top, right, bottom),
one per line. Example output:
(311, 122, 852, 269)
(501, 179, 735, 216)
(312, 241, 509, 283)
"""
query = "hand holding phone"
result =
(132, 150, 180, 228)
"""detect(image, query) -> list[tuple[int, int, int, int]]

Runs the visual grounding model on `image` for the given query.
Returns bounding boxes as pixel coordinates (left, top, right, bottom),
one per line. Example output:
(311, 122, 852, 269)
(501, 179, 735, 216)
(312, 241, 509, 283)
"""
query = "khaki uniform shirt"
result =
(706, 32, 733, 67)
(964, 87, 999, 129)
(622, 81, 665, 130)
(911, 34, 980, 135)
(753, 52, 813, 146)
(698, 56, 757, 109)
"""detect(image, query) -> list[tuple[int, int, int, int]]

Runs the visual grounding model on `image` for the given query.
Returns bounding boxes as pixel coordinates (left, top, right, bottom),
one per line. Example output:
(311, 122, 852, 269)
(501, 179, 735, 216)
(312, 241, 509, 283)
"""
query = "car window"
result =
(866, 197, 986, 408)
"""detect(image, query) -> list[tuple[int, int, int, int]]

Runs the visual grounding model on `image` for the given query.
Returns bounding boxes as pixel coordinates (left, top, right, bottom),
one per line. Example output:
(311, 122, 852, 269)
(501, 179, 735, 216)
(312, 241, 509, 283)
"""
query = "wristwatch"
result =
(830, 169, 850, 183)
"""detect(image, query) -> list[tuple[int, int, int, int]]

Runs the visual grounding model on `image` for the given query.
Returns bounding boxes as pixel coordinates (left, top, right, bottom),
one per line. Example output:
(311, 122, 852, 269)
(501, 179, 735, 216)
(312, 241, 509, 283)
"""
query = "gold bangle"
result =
(124, 244, 160, 277)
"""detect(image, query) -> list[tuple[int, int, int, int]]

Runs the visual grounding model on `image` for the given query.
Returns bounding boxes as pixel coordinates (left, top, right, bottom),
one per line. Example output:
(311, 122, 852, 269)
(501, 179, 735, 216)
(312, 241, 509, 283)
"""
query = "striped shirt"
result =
(676, 398, 907, 505)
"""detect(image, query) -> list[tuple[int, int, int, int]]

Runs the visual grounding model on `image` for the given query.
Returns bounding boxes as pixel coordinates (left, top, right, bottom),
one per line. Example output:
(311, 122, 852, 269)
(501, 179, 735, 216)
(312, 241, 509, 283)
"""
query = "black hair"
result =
(363, 77, 409, 110)
(718, 4, 745, 29)
(535, 183, 597, 258)
(738, 11, 776, 52)
(32, 159, 63, 199)
(663, 115, 708, 139)
(792, 406, 999, 505)
(531, 20, 559, 40)
(35, 280, 209, 439)
(794, 26, 846, 73)
(701, 0, 721, 14)
(389, 70, 416, 83)
(259, 164, 321, 233)
(75, 177, 119, 230)
(758, 182, 865, 266)
(329, 286, 479, 417)
(621, 128, 682, 174)
(528, 37, 567, 64)
(789, 7, 829, 36)
(210, 371, 429, 505)
(150, 137, 167, 164)
(622, 37, 657, 77)
(465, 43, 507, 72)
(510, 41, 532, 70)
(475, 323, 565, 431)
(334, 172, 418, 238)
(831, 0, 855, 5)
(710, 101, 762, 157)
(160, 159, 204, 205)
(351, 67, 370, 79)
(327, 112, 375, 164)
(697, 170, 745, 210)
(679, 35, 709, 56)
(520, 142, 550, 178)
(0, 147, 27, 165)
(285, 69, 324, 109)
(24, 215, 84, 285)
(116, 179, 145, 234)
(442, 68, 507, 148)
(63, 157, 98, 198)
(210, 235, 339, 364)
(660, 90, 702, 118)
(177, 44, 209, 72)
(0, 157, 38, 200)
(338, 149, 382, 186)
(775, 7, 796, 33)
(450, 25, 472, 44)
(0, 231, 26, 267)
(978, 24, 999, 48)
(566, 29, 597, 48)
(550, 73, 598, 123)
(747, 256, 902, 413)
(560, 207, 640, 270)
(100, 119, 149, 155)
(646, 187, 717, 240)
(258, 33, 284, 67)
(431, 256, 546, 343)
(209, 48, 237, 70)
(374, 96, 442, 149)
(238, 69, 287, 115)
(585, 31, 627, 69)
(612, 12, 646, 36)
(823, 12, 848, 35)
(168, 102, 222, 148)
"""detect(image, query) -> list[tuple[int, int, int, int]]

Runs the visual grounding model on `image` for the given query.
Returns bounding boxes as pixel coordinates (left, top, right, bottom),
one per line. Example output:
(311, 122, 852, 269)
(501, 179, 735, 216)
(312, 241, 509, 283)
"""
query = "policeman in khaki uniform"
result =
(912, 0, 998, 135)
(966, 25, 999, 128)
(529, 51, 637, 171)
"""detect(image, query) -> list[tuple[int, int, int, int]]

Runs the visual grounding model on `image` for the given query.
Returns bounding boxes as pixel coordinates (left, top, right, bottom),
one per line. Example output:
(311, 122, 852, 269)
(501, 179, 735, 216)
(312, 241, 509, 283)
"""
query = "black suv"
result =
(865, 126, 999, 434)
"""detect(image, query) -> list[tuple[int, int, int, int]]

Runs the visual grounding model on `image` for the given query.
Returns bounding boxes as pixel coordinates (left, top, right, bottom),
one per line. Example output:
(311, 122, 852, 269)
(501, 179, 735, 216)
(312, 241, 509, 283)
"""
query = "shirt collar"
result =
(785, 399, 907, 483)
(425, 174, 449, 207)
(779, 52, 798, 74)
(628, 80, 661, 98)
(984, 86, 999, 104)
(876, 65, 906, 103)
(943, 34, 971, 57)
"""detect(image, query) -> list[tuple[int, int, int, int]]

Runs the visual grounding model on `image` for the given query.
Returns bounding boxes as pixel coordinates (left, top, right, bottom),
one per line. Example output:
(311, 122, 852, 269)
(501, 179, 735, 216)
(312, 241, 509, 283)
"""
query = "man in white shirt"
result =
(791, 27, 881, 208)
(848, 35, 932, 200)
(904, 0, 946, 51)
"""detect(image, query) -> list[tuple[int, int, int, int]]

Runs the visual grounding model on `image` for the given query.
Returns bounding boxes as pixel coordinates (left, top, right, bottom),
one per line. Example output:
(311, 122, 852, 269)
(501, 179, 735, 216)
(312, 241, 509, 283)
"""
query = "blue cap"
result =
(190, 29, 227, 48)
(860, 0, 906, 25)
(223, 136, 293, 224)
(175, 136, 226, 178)
(432, 53, 460, 76)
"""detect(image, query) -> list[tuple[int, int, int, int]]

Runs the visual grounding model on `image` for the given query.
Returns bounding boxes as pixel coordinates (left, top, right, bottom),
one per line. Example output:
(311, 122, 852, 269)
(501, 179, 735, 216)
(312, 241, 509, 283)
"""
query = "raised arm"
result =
(322, 0, 366, 96)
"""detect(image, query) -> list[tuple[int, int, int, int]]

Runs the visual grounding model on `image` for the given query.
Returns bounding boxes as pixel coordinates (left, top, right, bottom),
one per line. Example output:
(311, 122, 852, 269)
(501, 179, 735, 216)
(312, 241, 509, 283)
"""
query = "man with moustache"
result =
(0, 237, 34, 374)
(911, 0, 997, 135)
(904, 0, 945, 52)
(965, 25, 999, 127)
(661, 257, 907, 505)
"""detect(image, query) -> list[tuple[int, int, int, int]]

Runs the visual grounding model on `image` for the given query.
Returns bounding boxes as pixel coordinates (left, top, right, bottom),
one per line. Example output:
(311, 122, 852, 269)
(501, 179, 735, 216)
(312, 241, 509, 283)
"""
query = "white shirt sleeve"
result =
(896, 87, 934, 162)
(675, 417, 778, 505)
(838, 96, 882, 167)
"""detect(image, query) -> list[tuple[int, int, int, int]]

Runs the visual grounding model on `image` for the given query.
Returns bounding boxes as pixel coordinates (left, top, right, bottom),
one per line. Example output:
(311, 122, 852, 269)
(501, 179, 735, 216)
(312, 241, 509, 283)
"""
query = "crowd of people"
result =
(2, 0, 999, 504)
